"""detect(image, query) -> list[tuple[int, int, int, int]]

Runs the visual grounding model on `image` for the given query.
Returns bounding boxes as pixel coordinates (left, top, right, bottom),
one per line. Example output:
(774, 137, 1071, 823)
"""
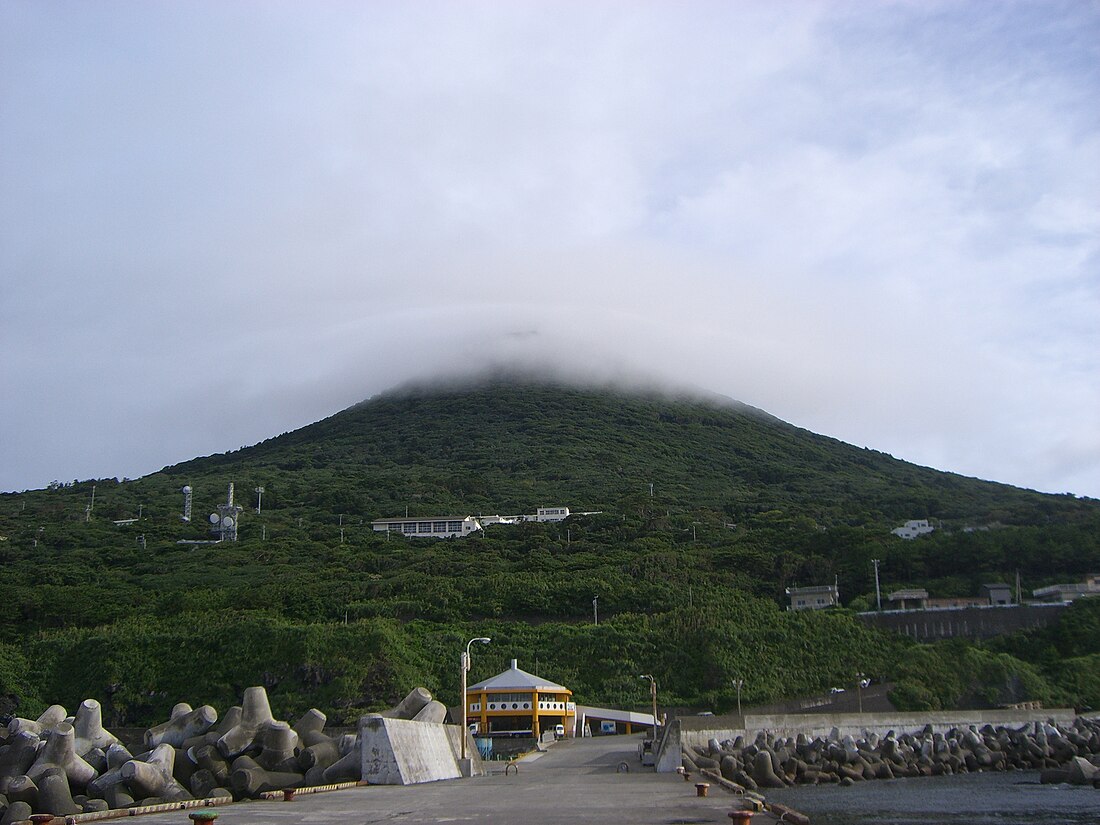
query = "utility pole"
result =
(732, 678, 744, 717)
(592, 596, 599, 626)
(872, 559, 882, 611)
(255, 486, 264, 514)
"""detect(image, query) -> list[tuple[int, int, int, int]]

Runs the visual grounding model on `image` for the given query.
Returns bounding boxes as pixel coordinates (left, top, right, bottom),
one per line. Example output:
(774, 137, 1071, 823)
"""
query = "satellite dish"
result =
(182, 485, 192, 493)
(209, 513, 220, 524)
(223, 517, 235, 528)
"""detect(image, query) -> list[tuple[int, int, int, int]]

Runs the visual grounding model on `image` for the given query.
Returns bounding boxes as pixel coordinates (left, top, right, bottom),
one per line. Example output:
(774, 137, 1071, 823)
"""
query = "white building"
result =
(891, 519, 934, 540)
(786, 584, 840, 611)
(372, 506, 582, 539)
(371, 516, 483, 539)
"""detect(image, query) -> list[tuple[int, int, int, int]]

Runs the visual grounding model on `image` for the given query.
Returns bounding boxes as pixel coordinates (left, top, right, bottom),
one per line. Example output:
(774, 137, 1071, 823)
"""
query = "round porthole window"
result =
(511, 703, 518, 709)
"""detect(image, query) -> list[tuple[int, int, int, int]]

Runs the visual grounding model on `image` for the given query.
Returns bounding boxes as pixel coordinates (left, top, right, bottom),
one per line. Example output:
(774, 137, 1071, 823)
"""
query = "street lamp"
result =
(732, 678, 744, 717)
(856, 672, 868, 714)
(461, 637, 491, 762)
(639, 674, 658, 734)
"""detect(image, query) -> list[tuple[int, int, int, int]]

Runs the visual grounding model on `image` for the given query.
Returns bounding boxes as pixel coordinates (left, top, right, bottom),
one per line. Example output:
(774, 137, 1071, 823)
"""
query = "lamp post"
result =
(640, 674, 658, 734)
(856, 672, 867, 714)
(732, 678, 744, 717)
(461, 637, 491, 762)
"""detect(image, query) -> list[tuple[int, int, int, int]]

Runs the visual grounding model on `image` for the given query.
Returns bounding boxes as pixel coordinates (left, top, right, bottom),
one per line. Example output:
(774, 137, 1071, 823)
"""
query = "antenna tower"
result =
(181, 486, 193, 522)
(208, 482, 243, 541)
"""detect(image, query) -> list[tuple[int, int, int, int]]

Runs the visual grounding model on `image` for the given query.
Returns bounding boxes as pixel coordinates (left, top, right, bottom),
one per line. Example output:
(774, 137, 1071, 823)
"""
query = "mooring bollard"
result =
(683, 770, 692, 782)
(188, 811, 219, 825)
(728, 811, 754, 824)
(283, 788, 296, 801)
(695, 782, 710, 797)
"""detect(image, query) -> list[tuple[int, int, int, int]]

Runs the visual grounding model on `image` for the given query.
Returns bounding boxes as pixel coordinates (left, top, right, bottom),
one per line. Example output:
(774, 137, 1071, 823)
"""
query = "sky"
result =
(1, 0, 1098, 499)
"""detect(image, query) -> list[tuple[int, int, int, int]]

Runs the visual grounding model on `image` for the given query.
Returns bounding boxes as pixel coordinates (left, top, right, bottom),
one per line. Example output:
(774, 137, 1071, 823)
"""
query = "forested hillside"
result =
(2, 376, 1098, 725)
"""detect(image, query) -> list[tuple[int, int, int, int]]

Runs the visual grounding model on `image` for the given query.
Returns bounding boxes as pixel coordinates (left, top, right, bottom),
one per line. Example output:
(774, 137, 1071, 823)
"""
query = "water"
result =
(763, 771, 1100, 825)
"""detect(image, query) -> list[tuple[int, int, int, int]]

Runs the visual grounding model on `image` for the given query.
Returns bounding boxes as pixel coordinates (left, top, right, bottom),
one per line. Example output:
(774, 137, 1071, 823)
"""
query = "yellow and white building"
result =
(466, 659, 576, 738)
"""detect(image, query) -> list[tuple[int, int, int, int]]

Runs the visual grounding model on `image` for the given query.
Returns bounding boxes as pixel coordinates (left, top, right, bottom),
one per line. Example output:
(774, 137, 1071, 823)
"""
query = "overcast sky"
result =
(2, 0, 1098, 499)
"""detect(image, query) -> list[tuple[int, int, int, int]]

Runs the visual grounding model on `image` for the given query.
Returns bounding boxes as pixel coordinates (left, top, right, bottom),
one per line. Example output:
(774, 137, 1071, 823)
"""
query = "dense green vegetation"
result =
(1, 377, 1098, 725)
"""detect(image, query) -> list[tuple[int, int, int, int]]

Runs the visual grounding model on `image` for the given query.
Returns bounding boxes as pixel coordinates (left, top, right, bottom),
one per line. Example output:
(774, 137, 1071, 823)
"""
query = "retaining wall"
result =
(857, 603, 1067, 640)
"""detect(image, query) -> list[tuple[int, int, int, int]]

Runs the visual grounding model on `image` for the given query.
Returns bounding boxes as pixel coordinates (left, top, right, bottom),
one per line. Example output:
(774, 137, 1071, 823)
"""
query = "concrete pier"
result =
(49, 736, 766, 825)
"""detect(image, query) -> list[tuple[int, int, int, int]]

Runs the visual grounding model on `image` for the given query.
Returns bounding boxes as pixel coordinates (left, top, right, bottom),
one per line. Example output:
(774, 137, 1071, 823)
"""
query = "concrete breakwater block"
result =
(681, 716, 1100, 789)
(0, 683, 467, 818)
(145, 705, 218, 750)
(216, 687, 274, 759)
(73, 700, 121, 755)
(27, 723, 97, 790)
(359, 716, 466, 785)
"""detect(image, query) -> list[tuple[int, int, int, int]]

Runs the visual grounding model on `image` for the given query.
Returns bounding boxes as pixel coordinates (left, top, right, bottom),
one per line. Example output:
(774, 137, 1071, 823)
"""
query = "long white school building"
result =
(371, 507, 573, 539)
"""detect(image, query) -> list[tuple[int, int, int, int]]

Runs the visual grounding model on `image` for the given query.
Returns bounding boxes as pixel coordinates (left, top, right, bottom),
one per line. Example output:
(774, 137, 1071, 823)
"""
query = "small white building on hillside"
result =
(891, 519, 934, 540)
(786, 584, 840, 611)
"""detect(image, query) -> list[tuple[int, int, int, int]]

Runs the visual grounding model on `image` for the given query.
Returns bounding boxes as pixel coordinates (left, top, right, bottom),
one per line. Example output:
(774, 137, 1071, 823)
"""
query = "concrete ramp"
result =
(360, 716, 471, 785)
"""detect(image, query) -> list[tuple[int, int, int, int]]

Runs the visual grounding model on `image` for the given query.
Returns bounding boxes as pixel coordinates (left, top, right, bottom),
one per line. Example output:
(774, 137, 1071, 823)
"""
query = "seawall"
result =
(655, 707, 1078, 772)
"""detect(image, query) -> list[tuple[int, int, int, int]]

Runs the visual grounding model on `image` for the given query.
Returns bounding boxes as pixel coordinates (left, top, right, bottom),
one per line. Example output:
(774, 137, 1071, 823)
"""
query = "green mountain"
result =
(2, 375, 1098, 725)
(174, 374, 1093, 523)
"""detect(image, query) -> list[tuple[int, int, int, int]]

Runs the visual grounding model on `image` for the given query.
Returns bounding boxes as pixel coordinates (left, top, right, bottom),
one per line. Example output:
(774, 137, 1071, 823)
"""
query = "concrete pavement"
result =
(92, 735, 775, 825)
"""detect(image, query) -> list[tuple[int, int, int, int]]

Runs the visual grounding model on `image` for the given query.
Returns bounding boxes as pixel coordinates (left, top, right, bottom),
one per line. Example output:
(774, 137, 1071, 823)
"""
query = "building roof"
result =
(1032, 583, 1090, 597)
(468, 659, 570, 693)
(888, 588, 929, 600)
(371, 515, 476, 524)
(786, 585, 838, 595)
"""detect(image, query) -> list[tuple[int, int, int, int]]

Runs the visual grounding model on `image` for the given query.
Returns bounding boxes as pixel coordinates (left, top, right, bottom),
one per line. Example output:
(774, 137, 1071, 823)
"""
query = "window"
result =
(433, 521, 447, 532)
(487, 692, 531, 704)
(448, 521, 462, 532)
(417, 522, 432, 533)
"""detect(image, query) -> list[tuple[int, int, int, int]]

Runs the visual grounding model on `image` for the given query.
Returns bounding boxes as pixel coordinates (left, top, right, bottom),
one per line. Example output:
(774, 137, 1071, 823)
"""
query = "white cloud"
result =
(1, 0, 1098, 498)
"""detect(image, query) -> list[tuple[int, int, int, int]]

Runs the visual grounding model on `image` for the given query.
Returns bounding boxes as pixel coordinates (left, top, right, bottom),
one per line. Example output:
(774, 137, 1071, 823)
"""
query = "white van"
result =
(554, 724, 566, 739)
